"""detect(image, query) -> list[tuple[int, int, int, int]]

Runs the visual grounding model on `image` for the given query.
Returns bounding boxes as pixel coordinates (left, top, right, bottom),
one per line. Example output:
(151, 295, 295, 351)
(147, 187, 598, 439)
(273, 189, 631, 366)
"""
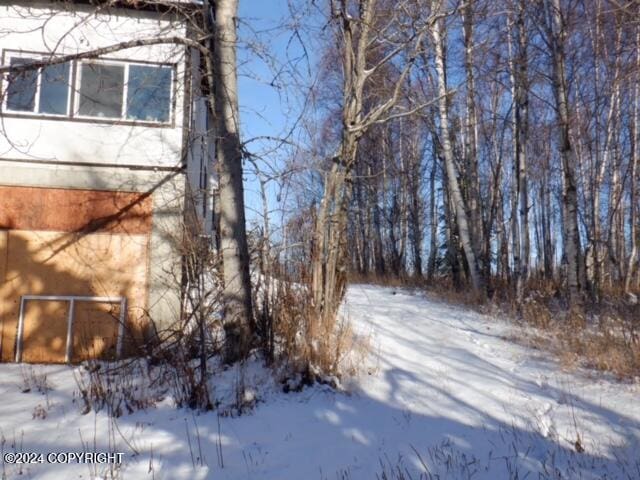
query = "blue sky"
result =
(237, 1, 296, 225)
(237, 1, 322, 228)
(238, 2, 290, 145)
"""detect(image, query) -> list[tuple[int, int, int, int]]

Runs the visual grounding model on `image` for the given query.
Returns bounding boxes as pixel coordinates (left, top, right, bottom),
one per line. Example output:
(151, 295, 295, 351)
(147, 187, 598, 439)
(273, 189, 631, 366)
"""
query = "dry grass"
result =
(20, 365, 51, 395)
(255, 264, 366, 391)
(423, 280, 487, 309)
(506, 279, 640, 380)
(421, 274, 640, 380)
(348, 272, 420, 288)
(73, 361, 161, 416)
(556, 314, 640, 379)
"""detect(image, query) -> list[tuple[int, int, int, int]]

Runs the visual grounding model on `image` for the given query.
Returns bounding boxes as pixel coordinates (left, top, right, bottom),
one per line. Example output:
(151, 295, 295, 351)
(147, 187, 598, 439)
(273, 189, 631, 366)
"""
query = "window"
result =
(78, 63, 124, 118)
(127, 65, 172, 122)
(39, 62, 71, 115)
(78, 61, 173, 123)
(5, 57, 71, 115)
(2, 52, 174, 125)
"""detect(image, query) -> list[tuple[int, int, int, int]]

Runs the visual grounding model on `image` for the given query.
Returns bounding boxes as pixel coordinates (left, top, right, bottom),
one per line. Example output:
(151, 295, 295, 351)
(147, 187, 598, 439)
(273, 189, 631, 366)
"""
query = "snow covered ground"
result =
(0, 284, 638, 479)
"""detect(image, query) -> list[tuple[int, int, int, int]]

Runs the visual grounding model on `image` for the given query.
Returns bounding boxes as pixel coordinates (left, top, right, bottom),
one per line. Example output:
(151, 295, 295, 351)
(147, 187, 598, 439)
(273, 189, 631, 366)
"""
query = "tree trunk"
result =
(442, 176, 462, 288)
(541, 171, 553, 279)
(408, 133, 424, 277)
(462, 0, 484, 279)
(515, 0, 530, 298)
(370, 162, 386, 276)
(545, 0, 583, 304)
(432, 13, 485, 297)
(210, 0, 254, 361)
(625, 26, 640, 293)
(507, 2, 530, 302)
(427, 148, 438, 280)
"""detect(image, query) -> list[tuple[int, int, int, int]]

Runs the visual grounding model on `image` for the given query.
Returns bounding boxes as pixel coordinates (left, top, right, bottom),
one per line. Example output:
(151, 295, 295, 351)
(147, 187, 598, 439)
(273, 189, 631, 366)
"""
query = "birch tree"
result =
(625, 24, 640, 293)
(543, 0, 583, 303)
(430, 0, 486, 297)
(311, 0, 431, 322)
(508, 0, 530, 302)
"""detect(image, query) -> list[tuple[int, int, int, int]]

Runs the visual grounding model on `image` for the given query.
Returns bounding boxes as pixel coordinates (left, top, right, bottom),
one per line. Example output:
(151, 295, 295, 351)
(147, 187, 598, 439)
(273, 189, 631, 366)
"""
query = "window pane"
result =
(78, 63, 124, 118)
(39, 62, 70, 115)
(6, 58, 37, 112)
(126, 65, 172, 123)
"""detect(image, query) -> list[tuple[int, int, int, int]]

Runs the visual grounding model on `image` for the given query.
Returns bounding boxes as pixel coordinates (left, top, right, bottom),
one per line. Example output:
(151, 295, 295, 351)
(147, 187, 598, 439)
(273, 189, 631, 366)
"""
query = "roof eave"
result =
(45, 0, 202, 15)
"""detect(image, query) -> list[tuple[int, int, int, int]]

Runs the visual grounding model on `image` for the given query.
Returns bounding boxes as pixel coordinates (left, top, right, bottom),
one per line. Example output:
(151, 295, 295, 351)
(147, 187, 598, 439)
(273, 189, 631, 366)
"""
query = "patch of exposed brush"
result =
(499, 279, 640, 380)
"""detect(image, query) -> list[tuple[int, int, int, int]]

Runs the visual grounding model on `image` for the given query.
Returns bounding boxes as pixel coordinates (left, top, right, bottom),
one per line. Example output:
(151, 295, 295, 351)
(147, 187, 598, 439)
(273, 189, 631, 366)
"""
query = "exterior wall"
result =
(0, 161, 186, 361)
(0, 2, 216, 361)
(0, 2, 188, 168)
(1, 230, 149, 362)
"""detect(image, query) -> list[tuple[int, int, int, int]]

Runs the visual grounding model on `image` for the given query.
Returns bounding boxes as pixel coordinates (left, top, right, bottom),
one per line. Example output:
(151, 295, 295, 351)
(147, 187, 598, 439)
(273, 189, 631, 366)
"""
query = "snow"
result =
(0, 284, 638, 479)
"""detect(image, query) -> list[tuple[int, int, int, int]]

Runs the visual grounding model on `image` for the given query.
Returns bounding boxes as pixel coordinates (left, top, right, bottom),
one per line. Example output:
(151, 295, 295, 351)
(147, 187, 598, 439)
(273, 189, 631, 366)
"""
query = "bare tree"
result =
(206, 0, 254, 361)
(430, 0, 485, 297)
(311, 0, 431, 321)
(508, 0, 530, 302)
(542, 0, 583, 303)
(626, 23, 640, 294)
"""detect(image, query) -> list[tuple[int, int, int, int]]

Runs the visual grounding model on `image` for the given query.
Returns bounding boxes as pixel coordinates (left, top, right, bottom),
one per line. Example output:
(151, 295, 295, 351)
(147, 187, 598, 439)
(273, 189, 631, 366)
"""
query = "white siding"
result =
(0, 2, 188, 168)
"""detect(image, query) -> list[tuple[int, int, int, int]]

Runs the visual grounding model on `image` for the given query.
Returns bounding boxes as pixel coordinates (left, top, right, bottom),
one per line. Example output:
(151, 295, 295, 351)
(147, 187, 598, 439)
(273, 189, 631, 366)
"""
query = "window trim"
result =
(1, 49, 178, 128)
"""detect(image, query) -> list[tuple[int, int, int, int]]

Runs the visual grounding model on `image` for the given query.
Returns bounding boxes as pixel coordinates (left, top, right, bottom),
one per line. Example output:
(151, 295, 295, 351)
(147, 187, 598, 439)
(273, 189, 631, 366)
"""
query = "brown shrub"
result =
(501, 278, 640, 380)
(256, 263, 366, 388)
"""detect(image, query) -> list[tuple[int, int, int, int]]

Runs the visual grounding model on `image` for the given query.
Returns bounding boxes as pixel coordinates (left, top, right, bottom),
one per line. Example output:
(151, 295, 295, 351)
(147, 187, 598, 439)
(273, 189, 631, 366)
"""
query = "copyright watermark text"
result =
(3, 451, 124, 465)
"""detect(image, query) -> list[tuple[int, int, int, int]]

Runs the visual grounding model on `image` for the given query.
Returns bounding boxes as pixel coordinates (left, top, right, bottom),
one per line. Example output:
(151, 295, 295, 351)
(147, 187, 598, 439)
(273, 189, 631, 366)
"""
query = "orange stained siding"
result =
(71, 301, 123, 363)
(0, 185, 152, 234)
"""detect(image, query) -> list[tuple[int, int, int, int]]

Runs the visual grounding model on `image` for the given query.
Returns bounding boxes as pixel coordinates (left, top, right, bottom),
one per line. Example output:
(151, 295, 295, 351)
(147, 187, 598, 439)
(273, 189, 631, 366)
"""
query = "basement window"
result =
(5, 57, 71, 116)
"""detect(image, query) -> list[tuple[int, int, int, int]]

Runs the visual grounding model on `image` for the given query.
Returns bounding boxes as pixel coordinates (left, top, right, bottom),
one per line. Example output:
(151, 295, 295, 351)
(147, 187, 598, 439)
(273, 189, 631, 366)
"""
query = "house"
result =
(0, 0, 214, 363)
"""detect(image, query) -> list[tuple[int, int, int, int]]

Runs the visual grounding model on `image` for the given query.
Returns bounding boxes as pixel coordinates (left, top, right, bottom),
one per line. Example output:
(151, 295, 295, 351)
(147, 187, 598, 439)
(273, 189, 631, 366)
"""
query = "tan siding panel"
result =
(21, 300, 69, 364)
(0, 231, 10, 360)
(0, 229, 150, 362)
(72, 301, 121, 362)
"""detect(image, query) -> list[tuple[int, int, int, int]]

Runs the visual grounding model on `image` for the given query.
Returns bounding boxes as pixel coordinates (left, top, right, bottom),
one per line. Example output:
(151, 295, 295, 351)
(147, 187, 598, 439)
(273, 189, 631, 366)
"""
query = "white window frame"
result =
(15, 295, 127, 364)
(74, 58, 174, 125)
(1, 51, 175, 126)
(2, 52, 72, 118)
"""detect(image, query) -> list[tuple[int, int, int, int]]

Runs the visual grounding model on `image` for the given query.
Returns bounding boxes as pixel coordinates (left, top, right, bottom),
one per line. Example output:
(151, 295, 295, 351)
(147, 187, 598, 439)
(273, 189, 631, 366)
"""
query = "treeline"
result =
(290, 0, 639, 308)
